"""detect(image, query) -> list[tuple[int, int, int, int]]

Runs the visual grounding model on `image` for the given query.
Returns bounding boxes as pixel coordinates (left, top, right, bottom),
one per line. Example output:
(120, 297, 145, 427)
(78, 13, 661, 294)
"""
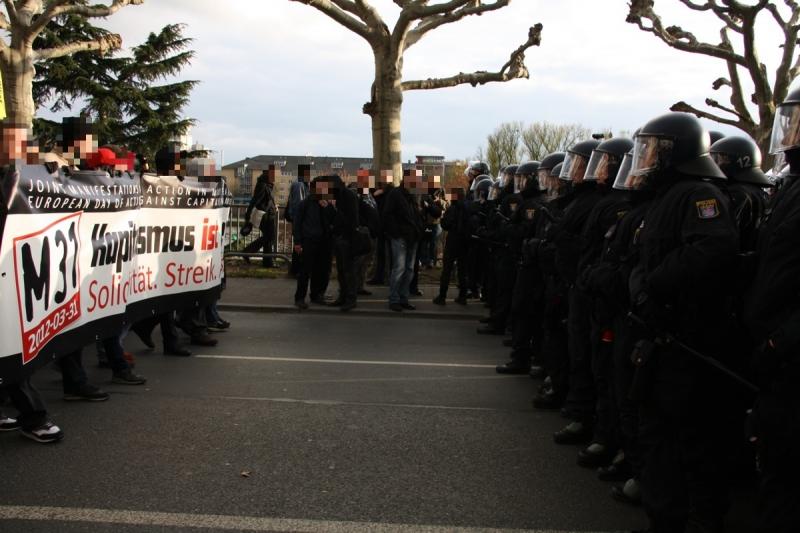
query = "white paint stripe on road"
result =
(0, 505, 622, 533)
(195, 354, 496, 369)
(216, 395, 504, 412)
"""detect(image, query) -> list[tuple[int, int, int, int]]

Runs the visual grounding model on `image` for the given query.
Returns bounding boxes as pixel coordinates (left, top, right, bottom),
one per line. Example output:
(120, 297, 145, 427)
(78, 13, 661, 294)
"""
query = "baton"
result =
(627, 312, 759, 393)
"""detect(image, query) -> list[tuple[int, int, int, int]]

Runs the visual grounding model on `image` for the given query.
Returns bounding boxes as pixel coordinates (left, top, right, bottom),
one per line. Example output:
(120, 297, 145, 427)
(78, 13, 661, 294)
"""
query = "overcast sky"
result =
(76, 0, 791, 166)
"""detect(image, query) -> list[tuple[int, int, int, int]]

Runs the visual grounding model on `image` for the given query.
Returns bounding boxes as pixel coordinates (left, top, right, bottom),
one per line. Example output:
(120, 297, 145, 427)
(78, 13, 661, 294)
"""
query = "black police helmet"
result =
(474, 175, 493, 199)
(470, 161, 490, 175)
(709, 131, 726, 144)
(538, 152, 566, 172)
(632, 112, 725, 181)
(710, 136, 772, 187)
(770, 86, 800, 154)
(516, 160, 540, 176)
(585, 137, 634, 182)
(503, 164, 519, 176)
(560, 140, 601, 182)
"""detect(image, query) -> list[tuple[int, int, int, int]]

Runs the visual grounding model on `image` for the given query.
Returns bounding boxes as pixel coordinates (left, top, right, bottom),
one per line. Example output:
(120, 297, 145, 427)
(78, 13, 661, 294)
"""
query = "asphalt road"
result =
(0, 311, 754, 533)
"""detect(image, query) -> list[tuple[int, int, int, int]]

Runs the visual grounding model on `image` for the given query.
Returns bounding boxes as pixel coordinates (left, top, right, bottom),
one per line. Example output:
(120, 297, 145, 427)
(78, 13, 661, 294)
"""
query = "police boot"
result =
(432, 294, 446, 306)
(553, 421, 593, 445)
(611, 478, 642, 507)
(577, 443, 617, 468)
(597, 451, 631, 482)
(533, 387, 564, 410)
(528, 365, 545, 379)
(495, 360, 530, 375)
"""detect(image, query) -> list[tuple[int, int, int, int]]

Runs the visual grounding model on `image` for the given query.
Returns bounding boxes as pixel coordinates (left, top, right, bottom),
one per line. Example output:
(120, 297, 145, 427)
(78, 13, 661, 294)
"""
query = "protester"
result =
(383, 169, 425, 312)
(242, 165, 278, 268)
(293, 176, 334, 308)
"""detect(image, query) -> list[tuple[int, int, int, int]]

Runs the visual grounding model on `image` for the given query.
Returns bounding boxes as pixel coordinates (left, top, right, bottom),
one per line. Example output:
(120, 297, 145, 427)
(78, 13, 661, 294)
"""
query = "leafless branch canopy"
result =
(402, 24, 542, 91)
(628, 0, 800, 145)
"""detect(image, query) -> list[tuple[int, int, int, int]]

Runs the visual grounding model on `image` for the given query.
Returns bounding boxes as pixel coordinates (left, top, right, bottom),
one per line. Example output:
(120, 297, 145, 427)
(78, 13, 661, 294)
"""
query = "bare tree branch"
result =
(773, 1, 800, 101)
(0, 9, 10, 31)
(670, 100, 743, 128)
(290, 0, 374, 43)
(34, 32, 122, 60)
(627, 0, 746, 65)
(405, 0, 510, 50)
(28, 0, 145, 39)
(402, 24, 541, 91)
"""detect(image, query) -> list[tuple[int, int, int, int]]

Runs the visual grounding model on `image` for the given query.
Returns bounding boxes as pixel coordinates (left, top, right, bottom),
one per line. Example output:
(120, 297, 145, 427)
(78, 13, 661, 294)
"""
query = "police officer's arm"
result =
(646, 187, 739, 303)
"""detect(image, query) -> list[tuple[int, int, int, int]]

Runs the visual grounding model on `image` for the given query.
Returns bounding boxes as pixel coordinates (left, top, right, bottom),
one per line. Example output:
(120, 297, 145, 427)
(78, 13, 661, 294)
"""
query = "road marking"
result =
(0, 505, 621, 533)
(195, 354, 496, 369)
(215, 395, 506, 412)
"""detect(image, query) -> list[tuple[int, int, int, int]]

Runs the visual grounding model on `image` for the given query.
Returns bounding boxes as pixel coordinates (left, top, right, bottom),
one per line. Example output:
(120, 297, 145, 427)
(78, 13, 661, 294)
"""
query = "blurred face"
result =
(404, 169, 424, 193)
(428, 175, 441, 193)
(67, 133, 99, 167)
(356, 169, 375, 193)
(1, 125, 30, 165)
(314, 180, 333, 201)
(446, 186, 465, 202)
(514, 174, 530, 193)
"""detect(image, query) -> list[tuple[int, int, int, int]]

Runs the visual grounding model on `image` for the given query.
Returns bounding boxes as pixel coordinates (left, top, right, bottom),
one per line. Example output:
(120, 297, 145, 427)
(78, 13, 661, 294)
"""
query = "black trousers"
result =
(638, 346, 732, 533)
(334, 236, 357, 305)
(0, 378, 48, 429)
(565, 287, 596, 423)
(295, 239, 332, 302)
(134, 312, 181, 349)
(487, 253, 517, 330)
(438, 235, 468, 298)
(612, 314, 642, 475)
(243, 218, 276, 267)
(509, 264, 543, 364)
(541, 275, 569, 397)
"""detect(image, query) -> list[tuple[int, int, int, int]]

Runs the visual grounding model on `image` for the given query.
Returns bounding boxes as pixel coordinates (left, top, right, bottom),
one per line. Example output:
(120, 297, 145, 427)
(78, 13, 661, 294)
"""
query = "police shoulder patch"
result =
(695, 199, 720, 219)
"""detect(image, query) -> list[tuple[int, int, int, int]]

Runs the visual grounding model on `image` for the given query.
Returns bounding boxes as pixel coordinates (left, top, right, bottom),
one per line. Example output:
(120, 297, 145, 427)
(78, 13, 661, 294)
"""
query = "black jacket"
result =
(292, 196, 327, 245)
(550, 182, 603, 285)
(325, 176, 359, 238)
(382, 185, 424, 243)
(245, 174, 276, 229)
(745, 174, 800, 353)
(632, 177, 738, 341)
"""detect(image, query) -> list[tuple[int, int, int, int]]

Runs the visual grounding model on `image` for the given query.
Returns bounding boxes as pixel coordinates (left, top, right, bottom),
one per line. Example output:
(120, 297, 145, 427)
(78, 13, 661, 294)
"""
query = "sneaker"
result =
(20, 421, 64, 443)
(294, 299, 309, 310)
(389, 303, 403, 312)
(400, 303, 416, 310)
(63, 384, 110, 402)
(112, 370, 147, 385)
(357, 289, 372, 296)
(207, 320, 231, 330)
(0, 414, 20, 431)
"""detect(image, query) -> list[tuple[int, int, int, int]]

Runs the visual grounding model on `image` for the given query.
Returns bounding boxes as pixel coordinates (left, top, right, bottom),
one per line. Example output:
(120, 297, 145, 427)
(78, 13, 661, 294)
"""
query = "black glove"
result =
(240, 222, 253, 237)
(634, 291, 671, 333)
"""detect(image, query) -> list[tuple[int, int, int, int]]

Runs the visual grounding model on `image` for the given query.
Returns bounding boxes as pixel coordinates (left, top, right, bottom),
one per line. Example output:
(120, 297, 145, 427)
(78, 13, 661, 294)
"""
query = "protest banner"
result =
(0, 162, 231, 384)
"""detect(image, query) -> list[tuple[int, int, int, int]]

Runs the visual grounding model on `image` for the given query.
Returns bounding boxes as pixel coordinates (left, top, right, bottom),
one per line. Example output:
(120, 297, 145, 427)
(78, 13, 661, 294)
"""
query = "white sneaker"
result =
(20, 421, 64, 443)
(0, 414, 20, 431)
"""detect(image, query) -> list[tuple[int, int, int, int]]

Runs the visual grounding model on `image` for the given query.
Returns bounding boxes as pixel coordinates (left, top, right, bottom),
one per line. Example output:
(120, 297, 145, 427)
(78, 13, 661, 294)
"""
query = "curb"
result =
(217, 302, 483, 321)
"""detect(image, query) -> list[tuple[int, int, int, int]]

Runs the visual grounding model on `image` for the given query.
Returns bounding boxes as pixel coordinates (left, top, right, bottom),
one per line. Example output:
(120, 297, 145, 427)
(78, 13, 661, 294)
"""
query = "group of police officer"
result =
(436, 90, 800, 532)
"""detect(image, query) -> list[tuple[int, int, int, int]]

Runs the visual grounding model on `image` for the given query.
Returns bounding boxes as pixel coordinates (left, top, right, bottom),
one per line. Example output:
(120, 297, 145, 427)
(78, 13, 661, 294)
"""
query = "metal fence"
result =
(225, 203, 293, 263)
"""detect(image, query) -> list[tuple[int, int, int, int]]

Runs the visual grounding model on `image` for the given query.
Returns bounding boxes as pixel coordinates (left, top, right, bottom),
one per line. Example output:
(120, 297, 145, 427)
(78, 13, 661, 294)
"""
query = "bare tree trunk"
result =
(365, 49, 403, 183)
(0, 47, 36, 125)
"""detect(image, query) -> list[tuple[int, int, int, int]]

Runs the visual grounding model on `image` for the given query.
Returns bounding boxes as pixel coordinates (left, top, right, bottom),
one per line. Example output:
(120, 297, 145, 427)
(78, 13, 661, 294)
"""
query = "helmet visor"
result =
(630, 135, 674, 182)
(487, 184, 499, 201)
(612, 152, 634, 190)
(559, 152, 589, 183)
(769, 103, 800, 154)
(584, 150, 618, 183)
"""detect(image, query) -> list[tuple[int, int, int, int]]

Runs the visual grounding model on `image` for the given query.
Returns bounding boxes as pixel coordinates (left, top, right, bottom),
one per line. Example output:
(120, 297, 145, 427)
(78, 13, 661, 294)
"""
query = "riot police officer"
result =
(569, 137, 635, 465)
(627, 112, 738, 533)
(494, 159, 553, 372)
(539, 139, 603, 444)
(744, 87, 800, 533)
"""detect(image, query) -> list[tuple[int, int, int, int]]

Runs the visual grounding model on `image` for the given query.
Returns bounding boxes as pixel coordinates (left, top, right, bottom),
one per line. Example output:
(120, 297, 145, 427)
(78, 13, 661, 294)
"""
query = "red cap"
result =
(88, 147, 118, 169)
